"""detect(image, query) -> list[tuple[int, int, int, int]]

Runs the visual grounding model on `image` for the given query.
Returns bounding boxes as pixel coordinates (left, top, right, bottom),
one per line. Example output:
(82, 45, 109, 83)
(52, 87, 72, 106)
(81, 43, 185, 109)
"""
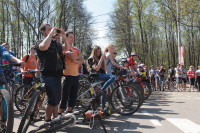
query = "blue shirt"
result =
(0, 46, 13, 74)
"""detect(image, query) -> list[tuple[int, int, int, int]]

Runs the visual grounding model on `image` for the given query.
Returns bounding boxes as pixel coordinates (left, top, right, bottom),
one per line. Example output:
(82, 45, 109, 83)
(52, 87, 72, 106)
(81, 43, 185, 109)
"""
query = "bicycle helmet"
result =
(121, 59, 128, 63)
(169, 65, 173, 68)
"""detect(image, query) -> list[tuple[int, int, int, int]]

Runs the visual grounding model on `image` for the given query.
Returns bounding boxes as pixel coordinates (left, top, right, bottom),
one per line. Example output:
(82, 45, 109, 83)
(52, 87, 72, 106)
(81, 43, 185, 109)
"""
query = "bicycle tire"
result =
(75, 85, 92, 113)
(111, 84, 141, 116)
(128, 82, 144, 105)
(143, 82, 151, 100)
(37, 117, 75, 133)
(14, 85, 31, 112)
(1, 89, 14, 133)
(17, 90, 40, 133)
(11, 84, 20, 103)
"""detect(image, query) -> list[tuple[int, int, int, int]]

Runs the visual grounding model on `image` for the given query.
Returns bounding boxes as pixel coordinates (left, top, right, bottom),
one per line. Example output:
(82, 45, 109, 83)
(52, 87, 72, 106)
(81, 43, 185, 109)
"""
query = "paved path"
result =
(13, 90, 200, 133)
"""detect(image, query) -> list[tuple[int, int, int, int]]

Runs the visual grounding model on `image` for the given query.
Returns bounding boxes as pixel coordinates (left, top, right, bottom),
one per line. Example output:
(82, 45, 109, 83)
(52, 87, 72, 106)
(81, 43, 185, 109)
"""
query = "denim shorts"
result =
(176, 77, 182, 84)
(40, 76, 61, 106)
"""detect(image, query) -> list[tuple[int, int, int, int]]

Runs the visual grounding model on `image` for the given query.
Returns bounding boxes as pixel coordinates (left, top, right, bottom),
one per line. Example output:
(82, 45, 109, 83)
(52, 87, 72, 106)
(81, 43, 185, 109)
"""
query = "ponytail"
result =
(104, 44, 114, 53)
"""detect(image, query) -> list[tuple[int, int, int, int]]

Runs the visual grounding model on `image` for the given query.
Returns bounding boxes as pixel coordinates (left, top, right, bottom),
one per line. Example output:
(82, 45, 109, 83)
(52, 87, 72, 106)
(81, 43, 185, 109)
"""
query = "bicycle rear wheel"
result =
(0, 89, 14, 133)
(15, 85, 31, 112)
(17, 90, 40, 133)
(75, 85, 92, 113)
(111, 84, 141, 116)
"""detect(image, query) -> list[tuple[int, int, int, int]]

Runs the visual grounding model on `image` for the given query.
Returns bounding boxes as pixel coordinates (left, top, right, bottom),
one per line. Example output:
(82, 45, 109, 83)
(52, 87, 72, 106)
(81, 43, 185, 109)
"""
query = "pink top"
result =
(187, 70, 196, 79)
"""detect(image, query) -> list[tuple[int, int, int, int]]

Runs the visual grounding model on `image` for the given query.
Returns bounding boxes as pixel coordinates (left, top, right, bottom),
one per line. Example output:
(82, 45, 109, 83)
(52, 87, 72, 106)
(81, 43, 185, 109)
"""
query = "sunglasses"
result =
(113, 53, 117, 55)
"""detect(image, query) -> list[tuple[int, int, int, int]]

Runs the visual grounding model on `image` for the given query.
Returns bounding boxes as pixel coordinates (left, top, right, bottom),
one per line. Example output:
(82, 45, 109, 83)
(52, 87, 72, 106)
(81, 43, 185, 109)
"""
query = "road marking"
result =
(141, 110, 162, 126)
(150, 120, 162, 126)
(167, 118, 200, 133)
(141, 110, 150, 116)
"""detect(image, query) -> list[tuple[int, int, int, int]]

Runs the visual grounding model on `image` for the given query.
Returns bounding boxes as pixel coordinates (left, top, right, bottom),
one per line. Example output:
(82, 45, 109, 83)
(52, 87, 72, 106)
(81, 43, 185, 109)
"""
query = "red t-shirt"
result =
(128, 57, 135, 66)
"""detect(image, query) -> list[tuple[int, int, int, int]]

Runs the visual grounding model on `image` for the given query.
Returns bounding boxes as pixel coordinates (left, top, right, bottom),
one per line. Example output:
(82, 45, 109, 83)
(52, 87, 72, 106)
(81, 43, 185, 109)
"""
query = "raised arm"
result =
(39, 28, 57, 51)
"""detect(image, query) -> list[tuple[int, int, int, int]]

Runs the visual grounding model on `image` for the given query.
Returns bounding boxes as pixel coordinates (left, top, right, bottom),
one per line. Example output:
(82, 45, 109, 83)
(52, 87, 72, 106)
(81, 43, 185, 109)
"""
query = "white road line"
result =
(141, 110, 150, 116)
(167, 118, 200, 133)
(150, 120, 162, 126)
(141, 110, 162, 126)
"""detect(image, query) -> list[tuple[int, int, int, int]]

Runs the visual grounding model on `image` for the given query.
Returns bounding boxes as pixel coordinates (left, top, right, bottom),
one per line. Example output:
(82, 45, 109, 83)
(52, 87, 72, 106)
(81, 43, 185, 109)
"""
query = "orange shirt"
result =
(22, 55, 37, 77)
(63, 46, 80, 76)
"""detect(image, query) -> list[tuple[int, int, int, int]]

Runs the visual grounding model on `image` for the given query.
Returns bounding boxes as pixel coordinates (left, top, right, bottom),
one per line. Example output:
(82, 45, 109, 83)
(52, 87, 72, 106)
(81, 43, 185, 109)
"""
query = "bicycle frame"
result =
(21, 83, 39, 101)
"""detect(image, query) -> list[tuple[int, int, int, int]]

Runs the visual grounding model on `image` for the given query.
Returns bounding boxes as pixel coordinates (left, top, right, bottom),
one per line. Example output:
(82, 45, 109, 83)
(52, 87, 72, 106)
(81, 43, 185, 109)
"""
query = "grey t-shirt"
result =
(106, 54, 113, 74)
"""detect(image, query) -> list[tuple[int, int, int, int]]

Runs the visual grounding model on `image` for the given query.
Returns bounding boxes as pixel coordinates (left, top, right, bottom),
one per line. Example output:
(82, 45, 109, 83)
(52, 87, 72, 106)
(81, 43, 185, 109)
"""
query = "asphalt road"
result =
(13, 90, 200, 133)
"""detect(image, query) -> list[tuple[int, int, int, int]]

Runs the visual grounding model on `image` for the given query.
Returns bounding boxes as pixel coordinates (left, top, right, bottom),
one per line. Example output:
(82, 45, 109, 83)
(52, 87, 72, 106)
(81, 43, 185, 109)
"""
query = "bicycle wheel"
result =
(75, 85, 92, 113)
(37, 117, 75, 133)
(0, 89, 14, 133)
(143, 82, 151, 100)
(127, 82, 144, 107)
(15, 85, 31, 112)
(17, 90, 39, 133)
(111, 84, 141, 116)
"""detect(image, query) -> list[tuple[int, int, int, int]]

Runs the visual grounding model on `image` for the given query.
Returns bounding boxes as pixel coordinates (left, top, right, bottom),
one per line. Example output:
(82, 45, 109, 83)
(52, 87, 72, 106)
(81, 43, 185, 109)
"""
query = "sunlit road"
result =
(13, 90, 200, 133)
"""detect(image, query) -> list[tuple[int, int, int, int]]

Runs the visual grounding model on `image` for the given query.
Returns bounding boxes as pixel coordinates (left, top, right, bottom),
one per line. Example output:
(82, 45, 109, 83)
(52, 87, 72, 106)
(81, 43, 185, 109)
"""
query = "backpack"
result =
(25, 55, 37, 63)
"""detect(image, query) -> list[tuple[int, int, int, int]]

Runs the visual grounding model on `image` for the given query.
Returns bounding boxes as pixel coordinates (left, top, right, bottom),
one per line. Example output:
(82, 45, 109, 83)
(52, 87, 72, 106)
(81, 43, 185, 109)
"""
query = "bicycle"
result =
(17, 83, 46, 133)
(14, 69, 40, 112)
(0, 64, 21, 133)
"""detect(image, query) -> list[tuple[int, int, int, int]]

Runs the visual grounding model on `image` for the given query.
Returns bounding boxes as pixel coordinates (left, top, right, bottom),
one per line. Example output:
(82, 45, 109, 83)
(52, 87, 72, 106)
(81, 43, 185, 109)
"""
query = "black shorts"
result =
(40, 76, 61, 106)
(168, 77, 175, 82)
(182, 78, 187, 83)
(189, 78, 195, 85)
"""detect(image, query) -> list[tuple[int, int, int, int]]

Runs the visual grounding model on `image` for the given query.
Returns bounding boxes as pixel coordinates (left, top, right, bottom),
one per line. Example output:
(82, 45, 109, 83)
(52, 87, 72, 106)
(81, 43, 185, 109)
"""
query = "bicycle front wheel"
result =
(17, 90, 40, 133)
(0, 89, 14, 133)
(15, 85, 31, 112)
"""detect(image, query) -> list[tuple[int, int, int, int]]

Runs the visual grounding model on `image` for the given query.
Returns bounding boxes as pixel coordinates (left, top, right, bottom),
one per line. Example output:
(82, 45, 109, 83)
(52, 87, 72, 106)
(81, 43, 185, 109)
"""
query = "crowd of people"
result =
(0, 23, 200, 127)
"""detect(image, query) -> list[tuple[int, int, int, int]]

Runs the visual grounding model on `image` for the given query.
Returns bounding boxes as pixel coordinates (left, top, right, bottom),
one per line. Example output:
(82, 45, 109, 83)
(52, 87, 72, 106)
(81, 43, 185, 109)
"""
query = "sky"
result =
(84, 0, 115, 52)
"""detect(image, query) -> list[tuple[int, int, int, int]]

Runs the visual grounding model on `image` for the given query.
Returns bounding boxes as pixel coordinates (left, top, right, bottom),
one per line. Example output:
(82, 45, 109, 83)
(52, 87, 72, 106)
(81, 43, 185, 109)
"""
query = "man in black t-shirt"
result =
(35, 24, 69, 123)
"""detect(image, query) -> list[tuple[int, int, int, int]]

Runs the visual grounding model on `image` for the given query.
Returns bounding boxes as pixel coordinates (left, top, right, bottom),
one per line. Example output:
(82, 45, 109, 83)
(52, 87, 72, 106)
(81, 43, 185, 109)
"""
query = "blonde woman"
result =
(87, 45, 116, 109)
(104, 44, 127, 74)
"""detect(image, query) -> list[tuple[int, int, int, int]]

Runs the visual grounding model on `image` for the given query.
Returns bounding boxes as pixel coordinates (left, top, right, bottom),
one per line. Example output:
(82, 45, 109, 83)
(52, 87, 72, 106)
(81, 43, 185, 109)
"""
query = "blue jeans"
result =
(159, 76, 165, 86)
(97, 74, 116, 108)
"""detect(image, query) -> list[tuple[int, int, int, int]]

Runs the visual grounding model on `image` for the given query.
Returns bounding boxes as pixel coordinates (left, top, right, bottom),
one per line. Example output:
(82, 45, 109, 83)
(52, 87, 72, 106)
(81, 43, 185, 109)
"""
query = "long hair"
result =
(88, 45, 104, 70)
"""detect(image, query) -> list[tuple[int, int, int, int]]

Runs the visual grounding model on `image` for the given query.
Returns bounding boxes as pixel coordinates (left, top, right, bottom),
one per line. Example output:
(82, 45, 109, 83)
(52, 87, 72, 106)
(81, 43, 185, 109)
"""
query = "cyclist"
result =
(0, 45, 25, 130)
(128, 52, 137, 72)
(149, 65, 156, 87)
(1, 43, 16, 85)
(104, 44, 126, 75)
(87, 45, 116, 110)
(21, 45, 37, 85)
(58, 31, 84, 114)
(168, 65, 175, 90)
(155, 67, 160, 90)
(159, 65, 166, 91)
(181, 65, 187, 91)
(176, 64, 182, 91)
(35, 24, 69, 123)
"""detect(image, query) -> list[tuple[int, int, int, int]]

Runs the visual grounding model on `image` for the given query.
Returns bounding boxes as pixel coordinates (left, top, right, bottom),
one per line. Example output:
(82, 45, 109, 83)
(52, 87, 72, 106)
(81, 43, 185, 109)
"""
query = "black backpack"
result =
(25, 55, 37, 63)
